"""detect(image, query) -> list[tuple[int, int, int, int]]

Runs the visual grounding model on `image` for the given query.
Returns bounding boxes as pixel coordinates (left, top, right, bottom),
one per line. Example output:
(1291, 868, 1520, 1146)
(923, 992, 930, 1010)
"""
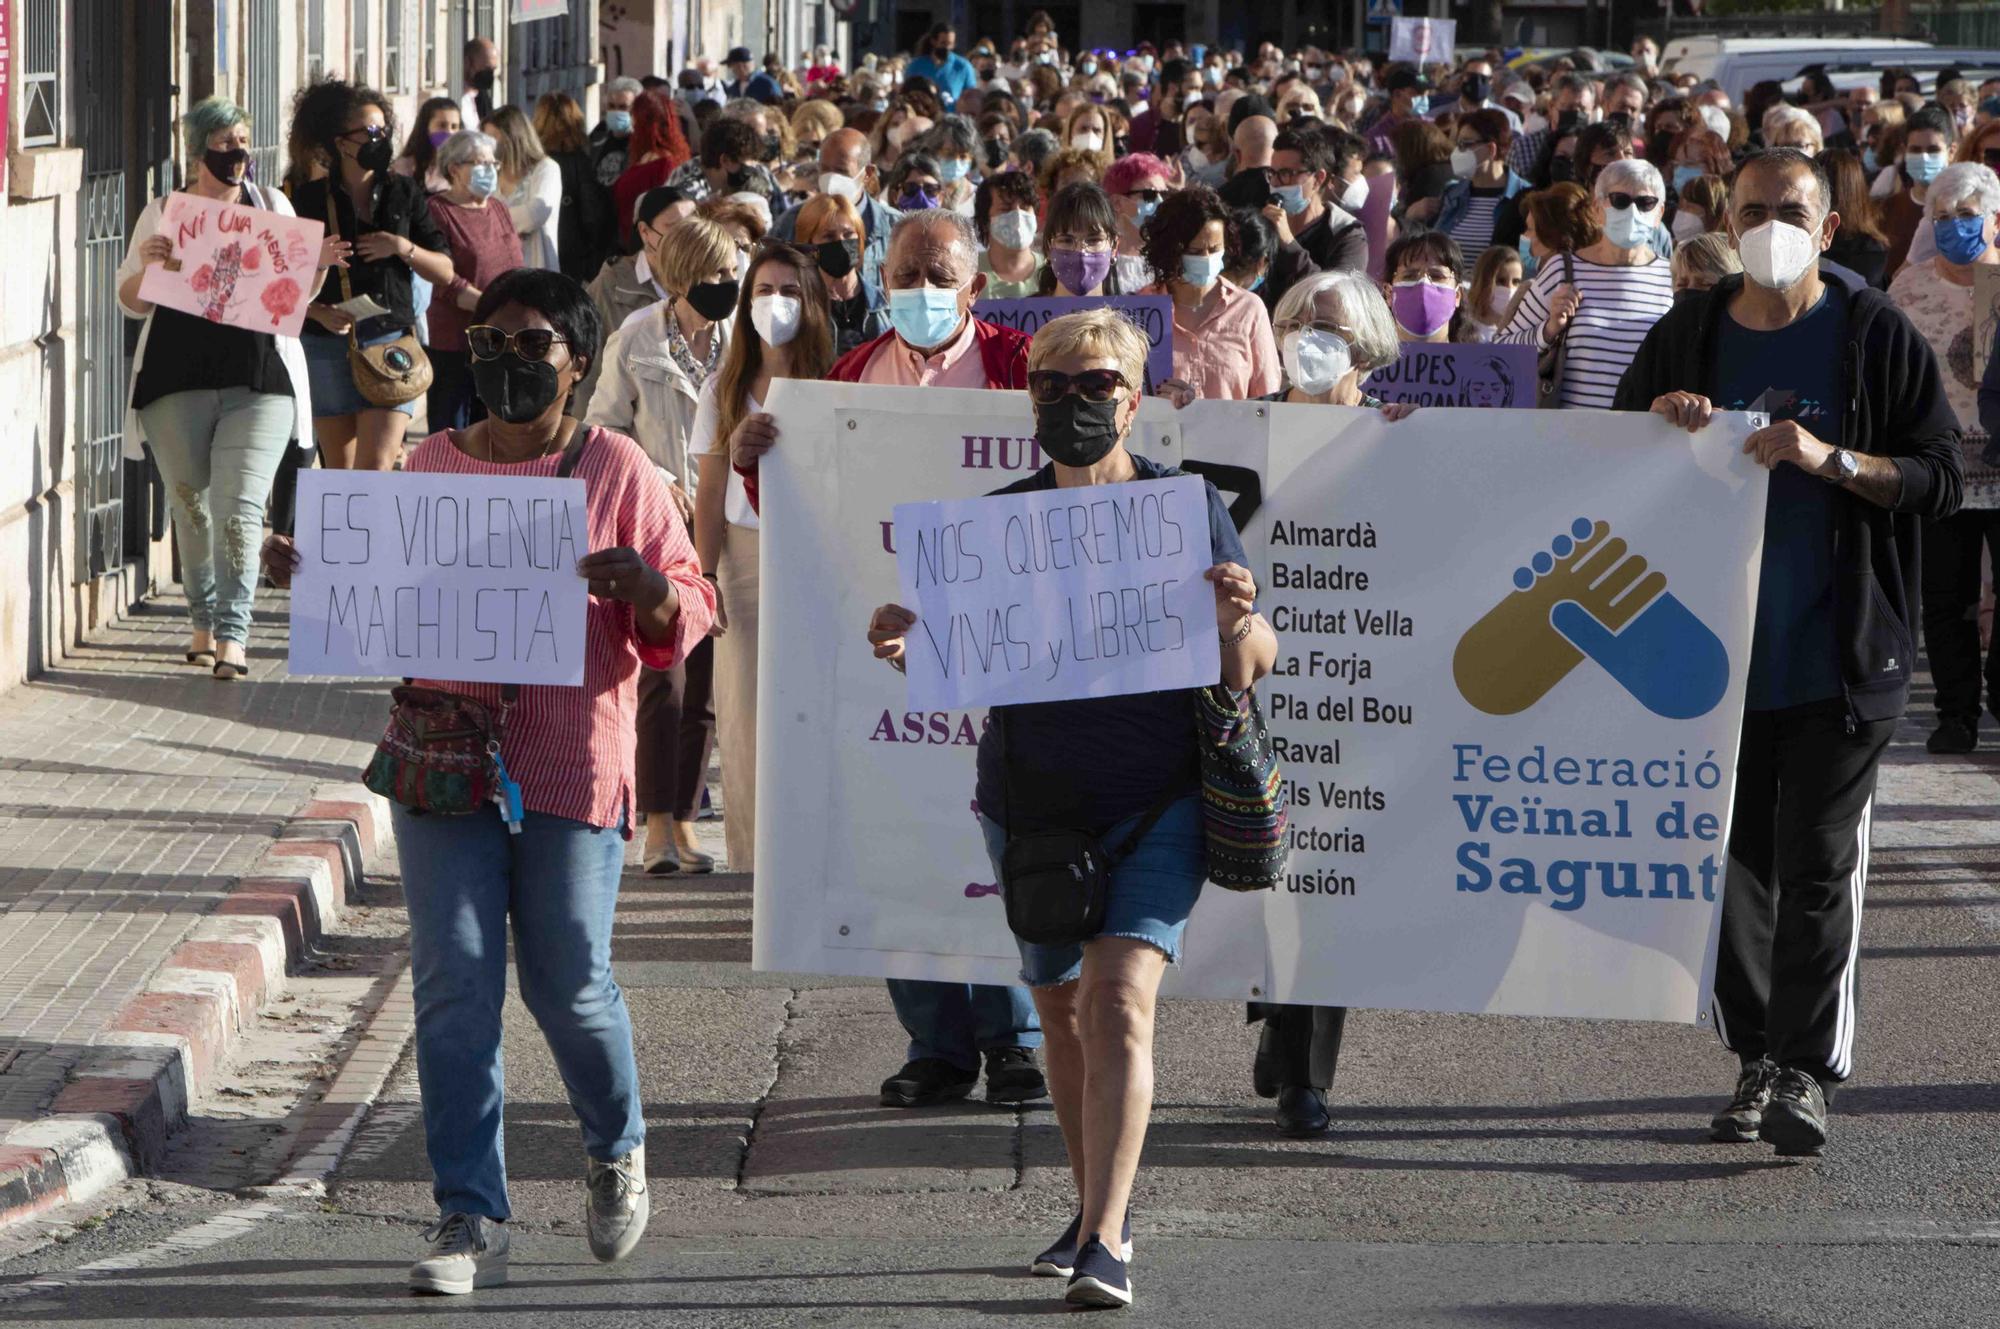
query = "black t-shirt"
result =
(972, 452, 1250, 836)
(132, 304, 291, 409)
(292, 172, 448, 338)
(830, 290, 871, 357)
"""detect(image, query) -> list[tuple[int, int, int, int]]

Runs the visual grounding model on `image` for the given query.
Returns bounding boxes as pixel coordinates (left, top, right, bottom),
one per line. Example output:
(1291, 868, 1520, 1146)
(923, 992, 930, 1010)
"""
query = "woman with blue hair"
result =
(117, 95, 347, 679)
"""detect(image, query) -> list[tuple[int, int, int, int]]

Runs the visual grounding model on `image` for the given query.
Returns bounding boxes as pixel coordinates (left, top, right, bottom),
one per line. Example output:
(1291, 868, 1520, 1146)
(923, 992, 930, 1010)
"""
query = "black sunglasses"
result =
(1606, 192, 1661, 212)
(1028, 368, 1131, 404)
(467, 325, 570, 362)
(1124, 188, 1166, 204)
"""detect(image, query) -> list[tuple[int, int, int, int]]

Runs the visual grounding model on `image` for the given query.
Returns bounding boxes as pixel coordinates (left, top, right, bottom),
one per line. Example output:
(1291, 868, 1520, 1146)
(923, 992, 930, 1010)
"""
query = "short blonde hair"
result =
(652, 216, 737, 297)
(791, 99, 843, 146)
(1028, 308, 1147, 390)
(1671, 231, 1743, 292)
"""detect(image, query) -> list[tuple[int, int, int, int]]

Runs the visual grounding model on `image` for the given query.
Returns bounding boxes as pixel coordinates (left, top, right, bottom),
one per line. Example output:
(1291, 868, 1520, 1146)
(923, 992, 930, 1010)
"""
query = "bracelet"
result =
(1219, 615, 1255, 647)
(700, 571, 719, 582)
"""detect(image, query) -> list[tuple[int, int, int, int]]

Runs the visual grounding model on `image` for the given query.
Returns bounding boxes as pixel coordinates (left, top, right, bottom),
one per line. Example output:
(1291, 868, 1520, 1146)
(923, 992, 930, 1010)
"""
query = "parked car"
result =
(1662, 36, 2000, 104)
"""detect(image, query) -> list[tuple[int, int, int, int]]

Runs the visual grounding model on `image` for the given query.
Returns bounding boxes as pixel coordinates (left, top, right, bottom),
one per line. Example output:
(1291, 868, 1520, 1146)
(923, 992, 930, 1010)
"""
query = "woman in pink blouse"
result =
(1140, 185, 1283, 402)
(269, 269, 713, 1296)
(425, 130, 525, 431)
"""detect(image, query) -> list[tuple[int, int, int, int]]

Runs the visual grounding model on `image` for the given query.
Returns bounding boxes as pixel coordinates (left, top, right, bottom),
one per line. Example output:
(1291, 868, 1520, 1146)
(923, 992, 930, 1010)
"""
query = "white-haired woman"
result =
(1762, 104, 1826, 156)
(1501, 158, 1675, 409)
(1245, 268, 1414, 1137)
(425, 130, 525, 431)
(866, 308, 1277, 1312)
(116, 95, 346, 679)
(1890, 160, 2000, 753)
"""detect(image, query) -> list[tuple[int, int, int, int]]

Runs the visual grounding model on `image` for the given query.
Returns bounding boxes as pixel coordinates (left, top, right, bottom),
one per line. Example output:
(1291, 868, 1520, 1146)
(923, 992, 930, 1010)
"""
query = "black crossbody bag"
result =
(996, 708, 1179, 946)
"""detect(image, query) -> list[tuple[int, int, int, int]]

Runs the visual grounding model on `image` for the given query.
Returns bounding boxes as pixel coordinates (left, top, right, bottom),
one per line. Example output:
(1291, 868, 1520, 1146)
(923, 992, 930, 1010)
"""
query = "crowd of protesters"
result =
(112, 20, 1997, 1311)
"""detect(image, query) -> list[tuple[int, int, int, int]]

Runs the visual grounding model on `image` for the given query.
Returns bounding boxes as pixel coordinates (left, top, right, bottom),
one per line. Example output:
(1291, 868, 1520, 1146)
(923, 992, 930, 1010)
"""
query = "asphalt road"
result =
(3, 720, 1998, 1325)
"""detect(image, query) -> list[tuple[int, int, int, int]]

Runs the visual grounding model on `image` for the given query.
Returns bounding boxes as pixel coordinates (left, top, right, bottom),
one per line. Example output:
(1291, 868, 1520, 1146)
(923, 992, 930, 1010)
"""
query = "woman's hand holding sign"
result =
(578, 547, 682, 643)
(867, 603, 917, 674)
(1205, 561, 1275, 691)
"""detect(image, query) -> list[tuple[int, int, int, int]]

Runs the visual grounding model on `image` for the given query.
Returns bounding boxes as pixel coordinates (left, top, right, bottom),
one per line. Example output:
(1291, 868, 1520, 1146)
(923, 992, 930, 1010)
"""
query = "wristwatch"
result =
(1825, 448, 1859, 484)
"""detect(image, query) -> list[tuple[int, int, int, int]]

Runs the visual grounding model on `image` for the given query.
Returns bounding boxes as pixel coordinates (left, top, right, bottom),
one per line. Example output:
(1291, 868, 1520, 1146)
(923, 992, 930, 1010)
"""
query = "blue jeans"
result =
(394, 804, 644, 1220)
(885, 979, 1042, 1074)
(135, 387, 294, 644)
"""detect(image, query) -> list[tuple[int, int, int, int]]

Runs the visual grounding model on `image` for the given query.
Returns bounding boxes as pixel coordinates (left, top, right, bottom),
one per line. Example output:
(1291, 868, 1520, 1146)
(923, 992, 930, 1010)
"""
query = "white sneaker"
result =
(586, 1143, 650, 1263)
(409, 1212, 509, 1294)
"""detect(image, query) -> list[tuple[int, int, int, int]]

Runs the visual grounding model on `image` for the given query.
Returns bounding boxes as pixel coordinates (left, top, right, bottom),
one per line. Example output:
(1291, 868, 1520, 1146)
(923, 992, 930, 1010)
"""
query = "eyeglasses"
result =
(1277, 319, 1354, 341)
(1027, 368, 1131, 404)
(1606, 192, 1661, 212)
(467, 326, 571, 362)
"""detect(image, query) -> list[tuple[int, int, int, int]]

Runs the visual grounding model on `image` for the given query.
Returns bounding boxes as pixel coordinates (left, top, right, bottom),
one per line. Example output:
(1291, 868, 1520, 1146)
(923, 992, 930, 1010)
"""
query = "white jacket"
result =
(584, 304, 734, 487)
(115, 184, 315, 460)
(507, 156, 564, 272)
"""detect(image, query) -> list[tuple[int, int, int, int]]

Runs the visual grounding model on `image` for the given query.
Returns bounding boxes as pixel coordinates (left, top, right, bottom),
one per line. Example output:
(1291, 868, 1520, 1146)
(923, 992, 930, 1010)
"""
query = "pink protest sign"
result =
(138, 191, 325, 338)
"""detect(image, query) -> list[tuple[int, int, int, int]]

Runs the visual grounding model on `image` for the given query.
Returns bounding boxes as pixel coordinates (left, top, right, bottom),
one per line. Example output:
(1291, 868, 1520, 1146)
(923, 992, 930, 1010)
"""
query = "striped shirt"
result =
(408, 426, 716, 833)
(1500, 253, 1675, 410)
(1448, 190, 1503, 255)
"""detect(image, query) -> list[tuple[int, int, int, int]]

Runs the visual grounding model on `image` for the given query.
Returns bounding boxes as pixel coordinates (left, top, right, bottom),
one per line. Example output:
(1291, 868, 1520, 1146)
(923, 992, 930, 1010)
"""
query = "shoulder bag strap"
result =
(556, 424, 591, 478)
(324, 188, 357, 306)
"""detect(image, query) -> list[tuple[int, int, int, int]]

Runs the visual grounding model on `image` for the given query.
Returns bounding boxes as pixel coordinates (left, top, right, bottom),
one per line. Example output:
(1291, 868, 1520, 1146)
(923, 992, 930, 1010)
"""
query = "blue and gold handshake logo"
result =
(1454, 519, 1729, 720)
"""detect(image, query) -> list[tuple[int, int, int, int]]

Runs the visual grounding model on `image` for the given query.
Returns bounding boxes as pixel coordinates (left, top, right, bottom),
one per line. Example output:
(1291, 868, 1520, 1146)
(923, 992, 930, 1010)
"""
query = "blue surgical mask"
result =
(887, 286, 964, 348)
(1274, 183, 1310, 215)
(1905, 150, 1946, 184)
(1862, 147, 1880, 175)
(1411, 94, 1431, 116)
(872, 98, 891, 114)
(468, 162, 499, 198)
(1934, 214, 1991, 266)
(938, 157, 971, 183)
(1135, 197, 1160, 225)
(1080, 60, 1098, 76)
(1181, 250, 1225, 288)
(1671, 164, 1703, 192)
(1246, 268, 1267, 292)
(1602, 205, 1650, 251)
(605, 109, 633, 136)
(1517, 236, 1540, 278)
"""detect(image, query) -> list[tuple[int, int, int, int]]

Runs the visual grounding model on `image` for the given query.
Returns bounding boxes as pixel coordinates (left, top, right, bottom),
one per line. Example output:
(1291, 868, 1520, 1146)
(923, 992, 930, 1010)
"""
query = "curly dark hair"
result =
(289, 78, 397, 160)
(699, 116, 762, 169)
(1141, 185, 1232, 287)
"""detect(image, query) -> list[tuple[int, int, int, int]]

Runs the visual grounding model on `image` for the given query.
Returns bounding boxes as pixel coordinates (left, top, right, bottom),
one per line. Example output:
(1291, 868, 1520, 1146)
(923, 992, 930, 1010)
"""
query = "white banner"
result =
(754, 383, 1768, 1024)
(893, 477, 1218, 710)
(1389, 17, 1456, 64)
(289, 469, 590, 686)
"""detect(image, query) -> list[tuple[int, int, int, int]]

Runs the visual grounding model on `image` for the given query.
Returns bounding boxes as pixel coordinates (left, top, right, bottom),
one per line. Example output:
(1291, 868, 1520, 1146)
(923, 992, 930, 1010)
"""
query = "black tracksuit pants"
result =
(1920, 510, 2000, 726)
(1714, 700, 1894, 1087)
(1249, 1004, 1348, 1093)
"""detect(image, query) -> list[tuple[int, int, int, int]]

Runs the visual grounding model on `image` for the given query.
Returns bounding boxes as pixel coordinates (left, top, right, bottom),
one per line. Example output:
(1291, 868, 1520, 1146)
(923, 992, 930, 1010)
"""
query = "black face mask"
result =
(814, 238, 860, 280)
(471, 352, 565, 424)
(982, 136, 1009, 169)
(1035, 394, 1123, 468)
(686, 279, 740, 322)
(471, 67, 496, 92)
(762, 132, 784, 162)
(726, 166, 753, 190)
(1549, 155, 1576, 184)
(204, 147, 251, 184)
(355, 136, 394, 174)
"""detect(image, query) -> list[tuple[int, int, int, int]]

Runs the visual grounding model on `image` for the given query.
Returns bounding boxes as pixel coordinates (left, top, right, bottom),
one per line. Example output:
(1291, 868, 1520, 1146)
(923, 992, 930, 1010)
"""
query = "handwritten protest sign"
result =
(892, 476, 1218, 710)
(289, 470, 590, 686)
(1368, 342, 1538, 409)
(1389, 17, 1455, 65)
(975, 295, 1174, 391)
(138, 191, 324, 338)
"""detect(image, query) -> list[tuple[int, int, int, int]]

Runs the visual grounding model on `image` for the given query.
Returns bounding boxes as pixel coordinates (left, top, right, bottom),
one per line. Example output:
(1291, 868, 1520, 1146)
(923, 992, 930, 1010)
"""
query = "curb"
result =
(0, 783, 392, 1231)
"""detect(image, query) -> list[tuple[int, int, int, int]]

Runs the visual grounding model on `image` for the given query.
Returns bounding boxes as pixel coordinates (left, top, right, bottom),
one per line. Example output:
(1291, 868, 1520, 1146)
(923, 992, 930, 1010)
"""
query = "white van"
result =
(1659, 36, 1973, 104)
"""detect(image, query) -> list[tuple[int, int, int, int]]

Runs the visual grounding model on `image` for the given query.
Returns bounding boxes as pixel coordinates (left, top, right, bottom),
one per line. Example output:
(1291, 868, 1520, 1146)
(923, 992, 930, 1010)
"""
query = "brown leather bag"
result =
(324, 189, 432, 407)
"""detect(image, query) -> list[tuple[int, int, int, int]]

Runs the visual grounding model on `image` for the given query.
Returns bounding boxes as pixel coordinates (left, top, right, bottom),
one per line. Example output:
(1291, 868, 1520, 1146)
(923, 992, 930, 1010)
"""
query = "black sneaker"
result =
(1031, 1211, 1133, 1277)
(1761, 1067, 1829, 1157)
(1275, 1085, 1331, 1138)
(1927, 717, 1978, 754)
(1065, 1235, 1134, 1308)
(878, 1057, 977, 1108)
(1710, 1058, 1776, 1143)
(982, 1046, 1048, 1105)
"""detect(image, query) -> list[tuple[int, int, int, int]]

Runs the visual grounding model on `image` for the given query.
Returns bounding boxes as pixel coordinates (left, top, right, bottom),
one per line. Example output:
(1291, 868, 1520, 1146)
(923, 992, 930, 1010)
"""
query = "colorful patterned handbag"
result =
(1196, 684, 1289, 890)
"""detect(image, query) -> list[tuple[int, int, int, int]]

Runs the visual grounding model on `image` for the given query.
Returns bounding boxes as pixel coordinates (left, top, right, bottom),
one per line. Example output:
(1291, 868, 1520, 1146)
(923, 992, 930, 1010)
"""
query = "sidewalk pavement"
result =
(0, 594, 389, 1221)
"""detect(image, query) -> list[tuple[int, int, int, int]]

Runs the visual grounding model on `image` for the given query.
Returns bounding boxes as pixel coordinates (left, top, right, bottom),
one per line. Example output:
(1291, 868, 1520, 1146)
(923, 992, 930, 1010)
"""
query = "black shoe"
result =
(1065, 1235, 1133, 1308)
(1709, 1058, 1776, 1143)
(981, 1046, 1048, 1105)
(1927, 717, 1977, 754)
(878, 1057, 977, 1108)
(1761, 1067, 1829, 1158)
(1275, 1085, 1331, 1138)
(1031, 1211, 1132, 1278)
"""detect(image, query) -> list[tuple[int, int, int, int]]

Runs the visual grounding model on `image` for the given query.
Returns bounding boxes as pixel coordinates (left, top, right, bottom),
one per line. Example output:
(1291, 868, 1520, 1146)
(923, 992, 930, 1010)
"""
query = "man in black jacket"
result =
(1614, 148, 1962, 1158)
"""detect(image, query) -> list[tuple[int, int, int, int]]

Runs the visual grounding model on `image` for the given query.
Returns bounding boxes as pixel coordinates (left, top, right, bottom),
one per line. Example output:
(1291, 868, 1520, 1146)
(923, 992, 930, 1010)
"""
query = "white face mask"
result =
(1282, 328, 1353, 396)
(1487, 288, 1514, 322)
(1072, 131, 1104, 152)
(1736, 219, 1820, 290)
(819, 171, 863, 202)
(1450, 147, 1481, 179)
(1185, 146, 1210, 170)
(750, 294, 803, 346)
(1671, 208, 1706, 243)
(991, 208, 1038, 250)
(1341, 177, 1370, 212)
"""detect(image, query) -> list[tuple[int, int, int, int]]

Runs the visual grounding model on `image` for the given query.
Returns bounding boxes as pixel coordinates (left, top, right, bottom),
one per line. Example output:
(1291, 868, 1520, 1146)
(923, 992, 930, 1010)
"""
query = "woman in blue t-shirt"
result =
(865, 309, 1277, 1312)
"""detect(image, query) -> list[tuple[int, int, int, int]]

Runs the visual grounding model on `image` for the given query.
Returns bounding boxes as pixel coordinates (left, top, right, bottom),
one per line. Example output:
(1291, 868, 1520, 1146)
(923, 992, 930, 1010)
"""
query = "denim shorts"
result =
(980, 794, 1207, 988)
(303, 327, 420, 418)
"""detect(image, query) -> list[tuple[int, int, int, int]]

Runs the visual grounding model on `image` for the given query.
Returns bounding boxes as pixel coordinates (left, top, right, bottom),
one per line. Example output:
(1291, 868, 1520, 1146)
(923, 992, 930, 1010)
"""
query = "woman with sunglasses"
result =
(691, 242, 837, 876)
(1103, 153, 1175, 293)
(264, 268, 714, 1294)
(1499, 158, 1674, 410)
(291, 80, 458, 470)
(864, 308, 1276, 1311)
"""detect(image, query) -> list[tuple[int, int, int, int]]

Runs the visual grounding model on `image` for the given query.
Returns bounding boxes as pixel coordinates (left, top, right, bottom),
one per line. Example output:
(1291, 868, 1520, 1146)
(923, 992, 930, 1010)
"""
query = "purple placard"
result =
(1368, 341, 1539, 409)
(975, 295, 1175, 393)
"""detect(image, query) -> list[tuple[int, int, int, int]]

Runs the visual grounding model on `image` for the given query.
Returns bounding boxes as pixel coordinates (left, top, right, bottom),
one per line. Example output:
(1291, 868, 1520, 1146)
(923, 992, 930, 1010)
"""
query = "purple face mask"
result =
(1050, 245, 1114, 293)
(429, 129, 454, 149)
(1391, 280, 1458, 337)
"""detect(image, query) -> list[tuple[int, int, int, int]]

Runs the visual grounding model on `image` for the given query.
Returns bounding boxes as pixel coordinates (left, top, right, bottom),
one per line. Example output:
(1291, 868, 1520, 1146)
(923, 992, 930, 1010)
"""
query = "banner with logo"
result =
(755, 384, 1768, 1024)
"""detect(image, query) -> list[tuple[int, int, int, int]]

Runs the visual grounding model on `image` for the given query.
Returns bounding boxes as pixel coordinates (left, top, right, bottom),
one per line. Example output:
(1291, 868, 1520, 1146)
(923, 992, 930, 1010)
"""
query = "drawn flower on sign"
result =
(241, 244, 263, 273)
(190, 264, 216, 293)
(262, 276, 303, 326)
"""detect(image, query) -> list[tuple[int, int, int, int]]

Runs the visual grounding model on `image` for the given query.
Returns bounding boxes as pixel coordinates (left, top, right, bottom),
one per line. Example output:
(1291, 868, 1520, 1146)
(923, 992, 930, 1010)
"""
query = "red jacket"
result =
(738, 318, 1032, 511)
